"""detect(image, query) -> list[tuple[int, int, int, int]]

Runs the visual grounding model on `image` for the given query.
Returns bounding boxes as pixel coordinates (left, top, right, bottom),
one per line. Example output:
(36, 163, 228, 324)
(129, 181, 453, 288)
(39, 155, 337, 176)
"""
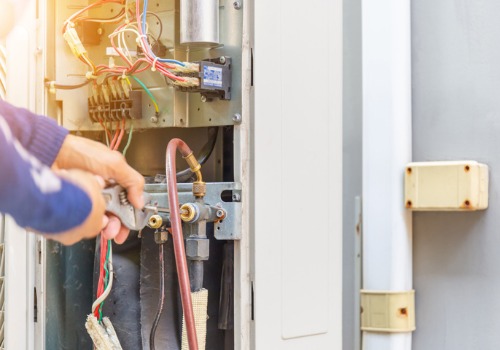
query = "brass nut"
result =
(148, 215, 163, 229)
(180, 203, 197, 223)
(193, 181, 206, 197)
(186, 238, 210, 260)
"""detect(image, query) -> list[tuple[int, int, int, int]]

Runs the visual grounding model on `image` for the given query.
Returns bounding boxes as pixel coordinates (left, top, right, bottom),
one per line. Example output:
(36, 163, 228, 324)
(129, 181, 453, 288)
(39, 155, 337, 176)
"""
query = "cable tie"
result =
(49, 81, 56, 94)
(152, 57, 159, 72)
(85, 71, 97, 80)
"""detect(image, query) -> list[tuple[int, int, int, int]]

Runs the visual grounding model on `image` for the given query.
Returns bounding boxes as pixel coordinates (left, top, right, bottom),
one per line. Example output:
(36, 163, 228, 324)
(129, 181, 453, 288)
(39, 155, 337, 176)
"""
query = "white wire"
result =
(91, 244, 114, 315)
(125, 0, 130, 22)
(109, 24, 145, 63)
(81, 54, 95, 72)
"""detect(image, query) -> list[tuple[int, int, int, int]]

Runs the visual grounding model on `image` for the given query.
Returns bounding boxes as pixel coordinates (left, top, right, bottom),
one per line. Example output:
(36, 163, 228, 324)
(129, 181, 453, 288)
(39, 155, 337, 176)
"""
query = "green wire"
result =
(122, 124, 134, 156)
(99, 240, 112, 322)
(130, 75, 159, 113)
(104, 128, 110, 147)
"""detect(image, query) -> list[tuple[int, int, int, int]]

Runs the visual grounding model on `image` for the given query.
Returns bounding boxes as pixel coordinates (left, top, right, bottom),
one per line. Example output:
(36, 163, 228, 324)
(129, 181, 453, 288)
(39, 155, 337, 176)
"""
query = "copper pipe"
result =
(166, 138, 199, 350)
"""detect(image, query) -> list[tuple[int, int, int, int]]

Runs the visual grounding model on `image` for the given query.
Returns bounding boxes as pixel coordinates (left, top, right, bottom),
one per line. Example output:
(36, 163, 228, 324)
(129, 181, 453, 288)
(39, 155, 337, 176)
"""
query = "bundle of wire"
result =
(92, 119, 134, 322)
(58, 0, 199, 94)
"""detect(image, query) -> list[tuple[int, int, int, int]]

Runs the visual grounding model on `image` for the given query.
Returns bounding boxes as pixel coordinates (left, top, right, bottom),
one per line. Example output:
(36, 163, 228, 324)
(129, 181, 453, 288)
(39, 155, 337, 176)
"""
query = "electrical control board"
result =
(39, 1, 246, 350)
(50, 0, 242, 130)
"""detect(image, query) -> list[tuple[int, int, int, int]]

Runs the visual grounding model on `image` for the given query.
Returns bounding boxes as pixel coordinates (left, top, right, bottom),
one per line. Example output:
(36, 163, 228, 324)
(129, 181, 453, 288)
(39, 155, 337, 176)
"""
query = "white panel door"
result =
(253, 0, 343, 348)
(4, 1, 37, 349)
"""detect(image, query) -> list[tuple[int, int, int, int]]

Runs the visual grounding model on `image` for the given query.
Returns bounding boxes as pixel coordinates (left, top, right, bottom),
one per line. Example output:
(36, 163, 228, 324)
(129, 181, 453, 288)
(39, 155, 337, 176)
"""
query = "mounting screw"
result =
(232, 193, 241, 202)
(150, 115, 159, 123)
(219, 56, 226, 64)
(216, 209, 225, 218)
(232, 113, 242, 123)
(233, 1, 242, 10)
(201, 95, 207, 103)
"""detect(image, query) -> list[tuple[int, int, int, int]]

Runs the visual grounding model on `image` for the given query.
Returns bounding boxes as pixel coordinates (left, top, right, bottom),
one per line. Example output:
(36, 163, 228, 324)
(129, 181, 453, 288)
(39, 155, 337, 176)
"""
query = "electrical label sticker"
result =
(203, 66, 223, 88)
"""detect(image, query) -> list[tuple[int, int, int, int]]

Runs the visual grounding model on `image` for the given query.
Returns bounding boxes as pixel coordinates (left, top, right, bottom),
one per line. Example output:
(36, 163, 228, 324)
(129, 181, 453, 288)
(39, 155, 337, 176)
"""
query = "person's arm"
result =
(0, 114, 99, 235)
(0, 100, 145, 243)
(0, 99, 68, 166)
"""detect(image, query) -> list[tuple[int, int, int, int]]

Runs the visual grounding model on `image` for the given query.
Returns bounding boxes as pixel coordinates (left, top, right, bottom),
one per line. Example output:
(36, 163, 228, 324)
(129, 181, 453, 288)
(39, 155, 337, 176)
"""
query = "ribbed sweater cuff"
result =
(29, 117, 69, 167)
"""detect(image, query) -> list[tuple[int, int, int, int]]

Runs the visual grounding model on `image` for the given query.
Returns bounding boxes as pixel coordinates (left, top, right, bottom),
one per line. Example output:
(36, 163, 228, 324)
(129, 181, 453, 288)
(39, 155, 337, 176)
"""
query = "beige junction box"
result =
(404, 161, 489, 211)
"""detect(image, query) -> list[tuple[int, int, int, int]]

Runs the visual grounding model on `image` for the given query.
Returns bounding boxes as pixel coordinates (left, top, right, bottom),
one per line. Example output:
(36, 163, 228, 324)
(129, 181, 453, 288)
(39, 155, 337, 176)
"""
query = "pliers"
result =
(102, 185, 154, 231)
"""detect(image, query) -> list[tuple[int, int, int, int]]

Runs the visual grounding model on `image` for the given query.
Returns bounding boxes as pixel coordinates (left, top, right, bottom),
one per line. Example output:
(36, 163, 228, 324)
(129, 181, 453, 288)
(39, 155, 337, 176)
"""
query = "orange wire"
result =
(109, 121, 121, 149)
(113, 119, 126, 151)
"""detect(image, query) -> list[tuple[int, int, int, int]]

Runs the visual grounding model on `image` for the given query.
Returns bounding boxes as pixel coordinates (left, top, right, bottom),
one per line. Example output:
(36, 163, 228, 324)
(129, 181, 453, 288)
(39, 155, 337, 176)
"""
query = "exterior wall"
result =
(412, 1, 500, 349)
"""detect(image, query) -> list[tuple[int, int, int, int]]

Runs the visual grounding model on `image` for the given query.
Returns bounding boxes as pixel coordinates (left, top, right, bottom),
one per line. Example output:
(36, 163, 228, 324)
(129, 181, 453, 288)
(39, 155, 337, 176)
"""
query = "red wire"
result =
(94, 235, 108, 318)
(63, 0, 125, 33)
(113, 119, 126, 151)
(109, 121, 121, 149)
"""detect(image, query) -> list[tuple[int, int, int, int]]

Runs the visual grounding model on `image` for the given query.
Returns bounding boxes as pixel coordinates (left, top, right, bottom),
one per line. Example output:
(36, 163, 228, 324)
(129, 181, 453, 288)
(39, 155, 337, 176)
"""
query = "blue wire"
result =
(142, 0, 185, 66)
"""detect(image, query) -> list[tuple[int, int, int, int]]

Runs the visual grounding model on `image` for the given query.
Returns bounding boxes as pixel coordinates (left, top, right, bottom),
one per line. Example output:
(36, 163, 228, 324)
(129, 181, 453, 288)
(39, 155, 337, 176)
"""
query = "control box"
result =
(404, 161, 489, 211)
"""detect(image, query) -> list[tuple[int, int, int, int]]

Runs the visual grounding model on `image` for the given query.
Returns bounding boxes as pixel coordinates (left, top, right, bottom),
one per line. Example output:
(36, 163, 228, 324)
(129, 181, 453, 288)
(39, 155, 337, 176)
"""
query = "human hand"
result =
(54, 134, 144, 208)
(42, 170, 122, 245)
(53, 135, 145, 243)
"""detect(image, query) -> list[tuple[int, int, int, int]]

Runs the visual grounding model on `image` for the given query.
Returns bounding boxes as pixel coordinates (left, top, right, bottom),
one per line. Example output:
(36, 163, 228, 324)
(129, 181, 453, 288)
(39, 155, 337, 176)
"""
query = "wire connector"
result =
(63, 27, 87, 58)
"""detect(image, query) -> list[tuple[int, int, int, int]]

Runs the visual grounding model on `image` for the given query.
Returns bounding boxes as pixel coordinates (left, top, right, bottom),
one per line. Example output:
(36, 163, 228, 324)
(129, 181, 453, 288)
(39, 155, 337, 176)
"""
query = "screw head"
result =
(150, 116, 159, 123)
(219, 56, 226, 64)
(232, 113, 242, 123)
(233, 1, 242, 9)
(216, 209, 225, 218)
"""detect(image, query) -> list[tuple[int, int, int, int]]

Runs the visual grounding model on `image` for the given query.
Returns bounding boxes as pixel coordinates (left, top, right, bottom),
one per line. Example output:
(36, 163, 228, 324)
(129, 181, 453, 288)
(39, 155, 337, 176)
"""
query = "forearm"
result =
(0, 100, 68, 166)
(0, 116, 90, 233)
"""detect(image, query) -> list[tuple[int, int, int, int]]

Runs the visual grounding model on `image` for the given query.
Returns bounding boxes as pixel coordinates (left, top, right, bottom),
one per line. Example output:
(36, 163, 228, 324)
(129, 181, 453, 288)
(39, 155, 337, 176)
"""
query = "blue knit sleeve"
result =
(0, 100, 68, 167)
(0, 114, 91, 234)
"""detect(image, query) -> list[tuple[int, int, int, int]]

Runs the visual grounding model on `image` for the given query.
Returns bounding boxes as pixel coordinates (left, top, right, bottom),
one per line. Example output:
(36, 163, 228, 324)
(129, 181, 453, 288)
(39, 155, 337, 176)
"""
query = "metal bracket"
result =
(360, 290, 416, 333)
(145, 182, 242, 240)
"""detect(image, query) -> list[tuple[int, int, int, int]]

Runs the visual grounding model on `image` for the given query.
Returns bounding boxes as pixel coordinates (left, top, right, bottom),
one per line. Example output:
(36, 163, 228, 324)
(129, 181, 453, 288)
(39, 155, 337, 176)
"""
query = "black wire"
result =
(150, 243, 165, 350)
(177, 127, 219, 182)
(146, 12, 163, 41)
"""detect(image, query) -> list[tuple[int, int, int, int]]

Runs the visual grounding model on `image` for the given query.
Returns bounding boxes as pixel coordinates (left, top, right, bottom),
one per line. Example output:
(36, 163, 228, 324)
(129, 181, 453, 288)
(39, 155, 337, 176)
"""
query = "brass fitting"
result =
(183, 152, 205, 196)
(148, 214, 163, 229)
(192, 181, 206, 198)
(183, 152, 202, 175)
(180, 203, 197, 223)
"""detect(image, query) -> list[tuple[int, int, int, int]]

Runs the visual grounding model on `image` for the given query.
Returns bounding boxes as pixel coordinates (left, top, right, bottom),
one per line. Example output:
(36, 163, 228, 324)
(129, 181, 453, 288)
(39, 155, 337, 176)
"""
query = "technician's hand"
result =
(42, 170, 112, 245)
(53, 135, 145, 208)
(53, 135, 145, 243)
